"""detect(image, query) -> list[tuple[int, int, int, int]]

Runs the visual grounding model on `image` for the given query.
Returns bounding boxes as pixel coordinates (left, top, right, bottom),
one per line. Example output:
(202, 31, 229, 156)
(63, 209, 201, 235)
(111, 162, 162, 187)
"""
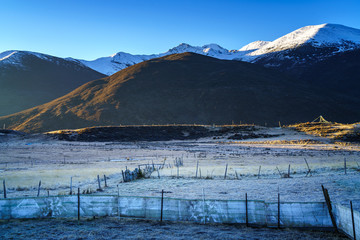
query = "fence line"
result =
(0, 194, 358, 237)
(0, 194, 332, 227)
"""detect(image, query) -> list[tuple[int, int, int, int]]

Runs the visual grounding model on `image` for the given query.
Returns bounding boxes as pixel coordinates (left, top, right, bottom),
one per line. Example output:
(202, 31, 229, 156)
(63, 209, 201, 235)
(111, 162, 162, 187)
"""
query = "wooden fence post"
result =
(77, 188, 80, 221)
(224, 163, 228, 179)
(104, 175, 107, 187)
(37, 180, 41, 197)
(321, 185, 338, 231)
(160, 189, 164, 223)
(278, 193, 281, 229)
(288, 164, 291, 177)
(258, 166, 261, 179)
(195, 160, 199, 178)
(3, 180, 6, 199)
(304, 158, 312, 177)
(245, 193, 248, 227)
(97, 175, 102, 190)
(276, 166, 282, 178)
(202, 188, 206, 224)
(117, 185, 120, 219)
(344, 158, 347, 175)
(351, 201, 356, 240)
(121, 170, 125, 182)
(70, 177, 73, 195)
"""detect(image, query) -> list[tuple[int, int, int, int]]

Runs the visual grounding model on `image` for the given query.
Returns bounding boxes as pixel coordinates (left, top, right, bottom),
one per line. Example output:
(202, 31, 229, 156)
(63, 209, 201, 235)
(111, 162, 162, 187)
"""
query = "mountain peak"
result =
(250, 23, 360, 56)
(239, 41, 271, 51)
(309, 23, 360, 46)
(65, 23, 360, 75)
(202, 43, 228, 54)
(0, 50, 56, 64)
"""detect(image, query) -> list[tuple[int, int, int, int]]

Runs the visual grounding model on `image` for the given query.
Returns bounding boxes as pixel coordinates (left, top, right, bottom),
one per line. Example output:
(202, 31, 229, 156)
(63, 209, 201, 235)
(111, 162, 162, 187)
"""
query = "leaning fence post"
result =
(37, 180, 41, 197)
(321, 185, 338, 231)
(258, 166, 261, 179)
(160, 189, 164, 223)
(304, 158, 312, 177)
(245, 193, 248, 227)
(77, 188, 80, 221)
(276, 166, 282, 178)
(350, 201, 356, 240)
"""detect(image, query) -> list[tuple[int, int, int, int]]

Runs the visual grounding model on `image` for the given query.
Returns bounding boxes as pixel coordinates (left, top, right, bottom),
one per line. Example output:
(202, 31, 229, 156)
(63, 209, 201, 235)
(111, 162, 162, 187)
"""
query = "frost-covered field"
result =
(1, 127, 359, 239)
(1, 127, 359, 208)
(0, 217, 347, 240)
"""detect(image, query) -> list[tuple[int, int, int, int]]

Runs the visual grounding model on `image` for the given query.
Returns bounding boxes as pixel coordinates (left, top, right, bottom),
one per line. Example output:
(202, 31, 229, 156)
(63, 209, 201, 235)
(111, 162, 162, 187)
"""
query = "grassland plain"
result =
(0, 124, 359, 239)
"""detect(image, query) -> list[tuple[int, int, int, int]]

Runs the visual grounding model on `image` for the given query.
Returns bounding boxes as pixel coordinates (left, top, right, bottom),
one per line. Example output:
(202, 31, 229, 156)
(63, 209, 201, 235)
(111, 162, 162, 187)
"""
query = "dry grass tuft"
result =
(288, 122, 360, 143)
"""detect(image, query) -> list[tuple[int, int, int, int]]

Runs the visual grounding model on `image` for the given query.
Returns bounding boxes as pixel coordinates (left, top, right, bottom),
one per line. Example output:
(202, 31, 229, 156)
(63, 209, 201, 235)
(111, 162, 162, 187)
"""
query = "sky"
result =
(1, 0, 359, 60)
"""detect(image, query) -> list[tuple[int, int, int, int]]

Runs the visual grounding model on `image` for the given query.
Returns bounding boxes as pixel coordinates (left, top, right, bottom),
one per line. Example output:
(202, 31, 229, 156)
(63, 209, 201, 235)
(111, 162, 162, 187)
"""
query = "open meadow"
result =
(1, 124, 359, 239)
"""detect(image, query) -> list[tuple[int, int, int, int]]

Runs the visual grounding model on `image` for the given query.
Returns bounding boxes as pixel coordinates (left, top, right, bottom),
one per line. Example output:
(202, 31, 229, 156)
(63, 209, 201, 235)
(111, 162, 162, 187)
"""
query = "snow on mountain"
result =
(2, 23, 359, 76)
(81, 23, 360, 76)
(78, 43, 248, 75)
(76, 53, 153, 76)
(0, 50, 18, 61)
(250, 23, 360, 56)
(0, 50, 26, 67)
(239, 41, 270, 51)
(0, 50, 61, 68)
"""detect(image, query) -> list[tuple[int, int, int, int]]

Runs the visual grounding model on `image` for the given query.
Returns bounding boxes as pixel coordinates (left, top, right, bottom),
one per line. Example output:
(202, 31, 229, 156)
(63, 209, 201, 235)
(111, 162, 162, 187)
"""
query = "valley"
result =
(1, 124, 359, 206)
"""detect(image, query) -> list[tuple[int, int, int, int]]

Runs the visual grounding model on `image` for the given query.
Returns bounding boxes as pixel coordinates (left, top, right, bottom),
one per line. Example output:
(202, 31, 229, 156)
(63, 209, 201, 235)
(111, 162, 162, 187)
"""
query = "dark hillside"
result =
(1, 52, 359, 133)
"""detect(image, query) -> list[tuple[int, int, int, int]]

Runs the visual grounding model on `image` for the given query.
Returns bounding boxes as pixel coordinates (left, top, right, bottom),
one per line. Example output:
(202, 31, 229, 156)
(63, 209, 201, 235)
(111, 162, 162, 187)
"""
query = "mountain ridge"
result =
(0, 50, 106, 116)
(2, 23, 359, 76)
(73, 23, 360, 75)
(1, 52, 359, 133)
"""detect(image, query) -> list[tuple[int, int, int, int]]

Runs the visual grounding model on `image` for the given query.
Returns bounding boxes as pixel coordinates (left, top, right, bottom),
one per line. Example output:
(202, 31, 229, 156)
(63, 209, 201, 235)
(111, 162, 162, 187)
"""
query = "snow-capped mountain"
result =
(250, 23, 360, 56)
(0, 50, 92, 70)
(1, 23, 359, 80)
(0, 50, 105, 116)
(1, 23, 360, 128)
(248, 24, 360, 74)
(75, 43, 248, 75)
(74, 52, 154, 76)
(0, 50, 54, 67)
(75, 23, 360, 75)
(239, 41, 270, 51)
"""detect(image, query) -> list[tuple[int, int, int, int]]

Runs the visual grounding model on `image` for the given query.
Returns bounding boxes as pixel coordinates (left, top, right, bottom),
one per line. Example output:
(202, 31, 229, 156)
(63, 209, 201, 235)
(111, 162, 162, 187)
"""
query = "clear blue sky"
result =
(1, 0, 359, 60)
